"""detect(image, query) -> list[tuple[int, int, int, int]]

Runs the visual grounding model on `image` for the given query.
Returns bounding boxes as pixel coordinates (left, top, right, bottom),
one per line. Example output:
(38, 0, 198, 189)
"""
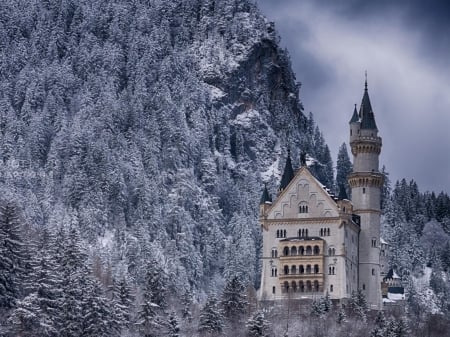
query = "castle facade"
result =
(258, 80, 383, 310)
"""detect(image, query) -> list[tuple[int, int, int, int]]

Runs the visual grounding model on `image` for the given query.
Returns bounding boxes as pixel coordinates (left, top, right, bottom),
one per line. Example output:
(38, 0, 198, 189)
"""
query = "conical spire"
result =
(349, 104, 359, 123)
(260, 184, 272, 204)
(279, 149, 294, 192)
(338, 184, 348, 200)
(359, 77, 378, 130)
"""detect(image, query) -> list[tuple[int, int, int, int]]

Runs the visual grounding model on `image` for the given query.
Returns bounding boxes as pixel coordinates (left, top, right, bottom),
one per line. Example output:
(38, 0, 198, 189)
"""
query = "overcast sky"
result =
(256, 0, 450, 194)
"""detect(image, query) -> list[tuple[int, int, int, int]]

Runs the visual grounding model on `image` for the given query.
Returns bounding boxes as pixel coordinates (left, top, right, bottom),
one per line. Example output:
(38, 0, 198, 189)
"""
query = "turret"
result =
(349, 104, 360, 143)
(259, 184, 272, 217)
(278, 149, 294, 194)
(348, 78, 384, 310)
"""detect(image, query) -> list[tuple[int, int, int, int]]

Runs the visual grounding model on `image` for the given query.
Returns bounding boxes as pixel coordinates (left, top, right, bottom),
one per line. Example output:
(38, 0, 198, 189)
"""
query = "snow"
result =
(387, 293, 405, 300)
(209, 85, 226, 100)
(261, 140, 281, 181)
(98, 230, 114, 249)
(233, 109, 260, 128)
(380, 237, 388, 245)
(412, 267, 442, 314)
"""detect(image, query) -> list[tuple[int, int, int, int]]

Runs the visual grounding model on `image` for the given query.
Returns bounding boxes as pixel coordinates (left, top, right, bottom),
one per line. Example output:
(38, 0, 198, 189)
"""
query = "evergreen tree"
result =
(0, 200, 26, 310)
(136, 288, 162, 337)
(181, 290, 193, 323)
(167, 311, 181, 337)
(220, 276, 248, 320)
(246, 310, 270, 337)
(198, 294, 224, 335)
(336, 306, 347, 325)
(349, 289, 368, 321)
(335, 142, 352, 198)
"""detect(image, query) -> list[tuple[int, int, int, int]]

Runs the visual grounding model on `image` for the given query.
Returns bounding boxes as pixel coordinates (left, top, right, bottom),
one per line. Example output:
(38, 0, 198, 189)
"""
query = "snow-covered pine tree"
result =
(336, 142, 352, 198)
(0, 200, 26, 310)
(246, 310, 270, 337)
(198, 294, 224, 335)
(220, 276, 248, 321)
(167, 311, 181, 337)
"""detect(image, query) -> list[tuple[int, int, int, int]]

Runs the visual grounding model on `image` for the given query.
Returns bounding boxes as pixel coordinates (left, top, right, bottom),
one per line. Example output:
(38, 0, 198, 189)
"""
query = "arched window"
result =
(314, 280, 319, 292)
(284, 281, 289, 293)
(327, 228, 330, 236)
(284, 265, 289, 275)
(272, 286, 276, 294)
(299, 265, 304, 274)
(283, 247, 289, 256)
(306, 246, 312, 255)
(283, 230, 287, 238)
(371, 238, 377, 247)
(306, 265, 311, 274)
(291, 246, 297, 255)
(271, 249, 278, 258)
(320, 228, 323, 236)
(299, 281, 305, 292)
(314, 264, 319, 274)
(291, 265, 297, 274)
(305, 229, 309, 237)
(332, 267, 335, 275)
(330, 284, 334, 292)
(271, 268, 277, 277)
(291, 281, 297, 292)
(306, 281, 312, 292)
(299, 202, 309, 213)
(372, 268, 375, 275)
(313, 245, 320, 255)
(329, 266, 332, 275)
(299, 246, 304, 255)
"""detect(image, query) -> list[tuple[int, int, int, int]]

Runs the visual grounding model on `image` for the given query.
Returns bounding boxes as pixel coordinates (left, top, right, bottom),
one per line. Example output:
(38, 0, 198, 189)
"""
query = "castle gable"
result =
(267, 167, 339, 220)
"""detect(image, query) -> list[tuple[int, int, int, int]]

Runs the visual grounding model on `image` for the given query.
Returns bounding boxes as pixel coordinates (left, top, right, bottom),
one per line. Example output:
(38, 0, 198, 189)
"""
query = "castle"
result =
(258, 80, 384, 310)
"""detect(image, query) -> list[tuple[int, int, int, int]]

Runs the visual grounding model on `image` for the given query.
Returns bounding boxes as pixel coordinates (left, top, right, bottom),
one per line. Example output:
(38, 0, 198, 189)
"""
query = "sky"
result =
(256, 0, 450, 194)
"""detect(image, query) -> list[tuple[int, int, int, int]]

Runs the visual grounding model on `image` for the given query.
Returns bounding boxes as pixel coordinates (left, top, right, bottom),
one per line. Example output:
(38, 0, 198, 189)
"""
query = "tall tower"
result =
(348, 79, 383, 309)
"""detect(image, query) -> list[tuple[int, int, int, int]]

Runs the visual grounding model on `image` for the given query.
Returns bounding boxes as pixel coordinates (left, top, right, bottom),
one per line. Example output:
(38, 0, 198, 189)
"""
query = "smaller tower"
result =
(348, 78, 384, 309)
(259, 184, 272, 217)
(278, 149, 294, 194)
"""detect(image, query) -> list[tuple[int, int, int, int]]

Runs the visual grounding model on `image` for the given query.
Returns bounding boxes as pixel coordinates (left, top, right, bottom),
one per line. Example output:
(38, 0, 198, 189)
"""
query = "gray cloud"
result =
(257, 0, 450, 193)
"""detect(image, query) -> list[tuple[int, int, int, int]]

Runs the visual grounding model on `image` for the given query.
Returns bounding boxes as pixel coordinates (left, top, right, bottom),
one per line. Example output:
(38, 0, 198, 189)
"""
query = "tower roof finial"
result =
(365, 70, 368, 91)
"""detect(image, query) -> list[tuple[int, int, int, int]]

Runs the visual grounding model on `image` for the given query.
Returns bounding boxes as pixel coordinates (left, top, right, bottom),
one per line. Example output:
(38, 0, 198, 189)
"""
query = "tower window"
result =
(371, 238, 377, 247)
(363, 188, 366, 194)
(362, 284, 366, 290)
(330, 284, 334, 292)
(272, 286, 276, 294)
(372, 268, 375, 276)
(271, 249, 278, 258)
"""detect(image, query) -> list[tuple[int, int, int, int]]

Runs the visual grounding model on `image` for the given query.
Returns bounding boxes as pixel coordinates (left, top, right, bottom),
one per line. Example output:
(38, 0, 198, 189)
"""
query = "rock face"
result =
(0, 0, 332, 291)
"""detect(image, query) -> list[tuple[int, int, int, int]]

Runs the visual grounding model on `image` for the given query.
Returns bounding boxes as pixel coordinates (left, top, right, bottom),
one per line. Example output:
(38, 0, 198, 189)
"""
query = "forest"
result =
(0, 0, 450, 336)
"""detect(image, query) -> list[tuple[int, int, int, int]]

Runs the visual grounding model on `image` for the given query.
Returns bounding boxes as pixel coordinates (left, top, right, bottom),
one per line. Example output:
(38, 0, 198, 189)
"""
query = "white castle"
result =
(258, 80, 383, 310)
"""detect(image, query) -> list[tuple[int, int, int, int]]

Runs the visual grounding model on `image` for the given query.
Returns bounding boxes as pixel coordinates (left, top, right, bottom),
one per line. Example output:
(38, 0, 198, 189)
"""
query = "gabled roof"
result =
(359, 81, 378, 130)
(267, 166, 340, 220)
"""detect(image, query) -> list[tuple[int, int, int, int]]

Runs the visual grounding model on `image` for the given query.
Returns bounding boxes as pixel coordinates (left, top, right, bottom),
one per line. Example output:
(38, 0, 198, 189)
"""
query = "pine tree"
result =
(0, 200, 26, 310)
(336, 142, 352, 198)
(349, 289, 368, 321)
(181, 290, 193, 323)
(136, 288, 162, 337)
(246, 310, 270, 337)
(198, 294, 224, 335)
(336, 306, 347, 325)
(221, 276, 248, 321)
(167, 311, 181, 337)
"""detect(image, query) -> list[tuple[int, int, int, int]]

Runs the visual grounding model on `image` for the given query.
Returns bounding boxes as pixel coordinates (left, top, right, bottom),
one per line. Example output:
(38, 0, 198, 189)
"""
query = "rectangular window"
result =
(272, 286, 276, 294)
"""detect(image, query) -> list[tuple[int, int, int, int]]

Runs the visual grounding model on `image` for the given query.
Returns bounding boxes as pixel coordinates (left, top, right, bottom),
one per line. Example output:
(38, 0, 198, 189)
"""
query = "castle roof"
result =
(279, 150, 294, 192)
(259, 184, 272, 204)
(349, 104, 359, 123)
(359, 80, 378, 130)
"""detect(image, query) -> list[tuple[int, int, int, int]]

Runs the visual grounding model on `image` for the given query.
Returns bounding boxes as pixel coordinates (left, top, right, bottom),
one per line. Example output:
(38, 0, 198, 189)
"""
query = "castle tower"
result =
(348, 79, 383, 309)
